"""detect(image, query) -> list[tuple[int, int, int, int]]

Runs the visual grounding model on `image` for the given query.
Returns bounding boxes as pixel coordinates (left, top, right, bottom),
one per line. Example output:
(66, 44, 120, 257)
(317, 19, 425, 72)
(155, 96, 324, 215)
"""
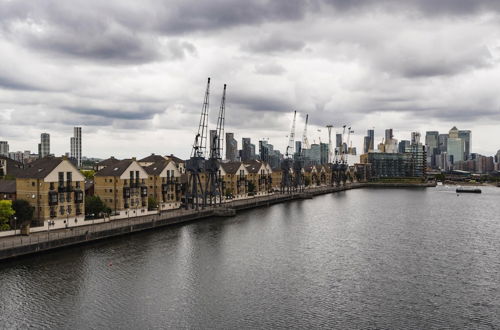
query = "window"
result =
(50, 182, 54, 190)
(76, 181, 80, 188)
(32, 181, 35, 186)
(59, 206, 65, 215)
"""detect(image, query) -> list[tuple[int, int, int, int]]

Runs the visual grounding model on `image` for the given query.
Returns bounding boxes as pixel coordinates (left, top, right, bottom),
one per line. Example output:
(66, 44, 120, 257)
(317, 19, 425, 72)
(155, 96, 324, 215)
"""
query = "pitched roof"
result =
(139, 154, 166, 163)
(165, 154, 185, 164)
(0, 179, 16, 193)
(244, 160, 264, 174)
(144, 159, 172, 175)
(96, 157, 121, 167)
(14, 157, 64, 179)
(220, 162, 243, 175)
(95, 159, 134, 177)
(0, 155, 24, 177)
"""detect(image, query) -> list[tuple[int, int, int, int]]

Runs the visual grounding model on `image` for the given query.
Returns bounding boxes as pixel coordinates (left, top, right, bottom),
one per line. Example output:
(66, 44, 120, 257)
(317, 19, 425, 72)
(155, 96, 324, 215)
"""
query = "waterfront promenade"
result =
(0, 183, 370, 261)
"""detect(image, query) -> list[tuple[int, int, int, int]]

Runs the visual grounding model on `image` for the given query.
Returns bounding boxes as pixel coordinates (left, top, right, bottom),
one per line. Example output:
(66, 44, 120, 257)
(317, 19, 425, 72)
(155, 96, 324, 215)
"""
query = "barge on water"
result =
(456, 188, 482, 194)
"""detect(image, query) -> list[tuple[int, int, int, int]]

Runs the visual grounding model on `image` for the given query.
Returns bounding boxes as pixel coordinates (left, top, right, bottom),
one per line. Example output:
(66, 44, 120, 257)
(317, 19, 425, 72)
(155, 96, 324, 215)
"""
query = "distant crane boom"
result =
(213, 84, 227, 159)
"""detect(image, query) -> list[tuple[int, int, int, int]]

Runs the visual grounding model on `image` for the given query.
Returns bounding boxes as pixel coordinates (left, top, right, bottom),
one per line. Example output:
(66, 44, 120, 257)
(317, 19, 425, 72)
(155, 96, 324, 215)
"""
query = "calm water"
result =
(1, 186, 500, 329)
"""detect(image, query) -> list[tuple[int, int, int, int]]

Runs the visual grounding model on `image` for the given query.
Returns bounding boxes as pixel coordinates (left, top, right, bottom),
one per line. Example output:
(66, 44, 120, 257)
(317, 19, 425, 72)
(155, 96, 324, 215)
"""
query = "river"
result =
(1, 186, 500, 329)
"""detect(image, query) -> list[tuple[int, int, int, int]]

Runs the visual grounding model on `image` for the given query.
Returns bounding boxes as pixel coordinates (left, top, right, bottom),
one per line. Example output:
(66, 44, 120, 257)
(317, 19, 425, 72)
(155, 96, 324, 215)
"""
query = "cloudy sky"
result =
(1, 0, 500, 159)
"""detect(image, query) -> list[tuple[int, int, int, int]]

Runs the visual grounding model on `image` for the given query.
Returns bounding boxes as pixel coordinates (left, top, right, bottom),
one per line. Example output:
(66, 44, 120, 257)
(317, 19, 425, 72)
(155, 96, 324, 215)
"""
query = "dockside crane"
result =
(281, 111, 296, 194)
(185, 77, 210, 210)
(205, 84, 227, 206)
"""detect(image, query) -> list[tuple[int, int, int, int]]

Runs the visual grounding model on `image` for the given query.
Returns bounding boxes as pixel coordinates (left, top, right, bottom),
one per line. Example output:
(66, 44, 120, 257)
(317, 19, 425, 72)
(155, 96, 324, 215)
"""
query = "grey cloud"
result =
(254, 63, 287, 75)
(321, 0, 500, 16)
(63, 106, 162, 120)
(244, 35, 306, 53)
(231, 93, 291, 112)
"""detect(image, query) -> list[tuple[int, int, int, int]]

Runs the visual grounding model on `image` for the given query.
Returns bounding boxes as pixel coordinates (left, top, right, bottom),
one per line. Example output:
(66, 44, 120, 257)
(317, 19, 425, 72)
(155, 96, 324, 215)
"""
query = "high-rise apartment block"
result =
(39, 133, 50, 158)
(225, 133, 238, 161)
(363, 129, 375, 154)
(70, 127, 82, 168)
(0, 141, 9, 157)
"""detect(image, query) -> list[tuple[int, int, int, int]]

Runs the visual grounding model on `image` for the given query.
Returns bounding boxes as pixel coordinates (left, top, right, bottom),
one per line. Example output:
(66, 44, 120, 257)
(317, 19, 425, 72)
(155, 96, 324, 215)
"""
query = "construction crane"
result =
(205, 84, 227, 206)
(302, 114, 310, 150)
(185, 77, 210, 210)
(281, 111, 296, 193)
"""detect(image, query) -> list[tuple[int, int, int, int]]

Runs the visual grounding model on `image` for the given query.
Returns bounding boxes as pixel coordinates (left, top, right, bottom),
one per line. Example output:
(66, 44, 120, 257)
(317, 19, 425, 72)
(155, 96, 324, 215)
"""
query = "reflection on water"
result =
(1, 186, 500, 329)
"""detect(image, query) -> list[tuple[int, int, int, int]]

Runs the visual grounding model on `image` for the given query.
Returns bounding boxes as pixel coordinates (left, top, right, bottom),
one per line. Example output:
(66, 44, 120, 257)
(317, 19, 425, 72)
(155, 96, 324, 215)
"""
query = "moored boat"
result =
(456, 188, 481, 194)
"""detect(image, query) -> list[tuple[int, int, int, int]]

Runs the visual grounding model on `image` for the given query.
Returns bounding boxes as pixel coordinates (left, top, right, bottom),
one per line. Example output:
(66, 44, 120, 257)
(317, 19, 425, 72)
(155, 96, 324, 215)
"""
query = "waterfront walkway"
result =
(0, 184, 365, 260)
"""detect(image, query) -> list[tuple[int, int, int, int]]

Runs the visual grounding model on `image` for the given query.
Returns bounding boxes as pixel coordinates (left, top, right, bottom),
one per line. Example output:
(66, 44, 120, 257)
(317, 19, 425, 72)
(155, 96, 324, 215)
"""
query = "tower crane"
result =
(185, 78, 210, 210)
(302, 114, 310, 150)
(205, 84, 227, 206)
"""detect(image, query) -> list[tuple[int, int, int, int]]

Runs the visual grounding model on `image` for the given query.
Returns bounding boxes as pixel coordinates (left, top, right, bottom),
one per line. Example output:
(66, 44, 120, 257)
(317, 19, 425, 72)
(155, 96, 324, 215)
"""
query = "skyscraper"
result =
(458, 130, 471, 160)
(385, 128, 393, 142)
(447, 127, 464, 164)
(225, 133, 238, 161)
(438, 134, 448, 154)
(39, 133, 50, 158)
(363, 129, 375, 153)
(70, 127, 82, 168)
(336, 134, 342, 148)
(425, 131, 439, 167)
(241, 138, 252, 161)
(411, 132, 421, 145)
(367, 129, 374, 152)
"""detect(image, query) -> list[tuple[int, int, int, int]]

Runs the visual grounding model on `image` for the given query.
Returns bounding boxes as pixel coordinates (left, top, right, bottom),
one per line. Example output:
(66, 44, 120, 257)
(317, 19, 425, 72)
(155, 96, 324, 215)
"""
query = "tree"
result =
(81, 170, 95, 180)
(0, 200, 15, 231)
(148, 197, 158, 211)
(85, 196, 110, 218)
(11, 199, 34, 228)
(247, 181, 256, 193)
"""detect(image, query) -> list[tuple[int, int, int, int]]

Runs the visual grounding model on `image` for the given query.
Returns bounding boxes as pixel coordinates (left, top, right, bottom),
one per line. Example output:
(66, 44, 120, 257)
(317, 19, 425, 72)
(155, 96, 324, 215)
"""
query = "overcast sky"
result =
(1, 0, 500, 159)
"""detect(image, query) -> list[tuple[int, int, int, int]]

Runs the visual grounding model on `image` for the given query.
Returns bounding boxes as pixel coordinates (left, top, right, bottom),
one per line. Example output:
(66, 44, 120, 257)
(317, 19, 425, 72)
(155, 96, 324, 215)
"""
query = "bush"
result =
(12, 199, 34, 227)
(85, 196, 109, 218)
(0, 200, 14, 231)
(148, 197, 158, 210)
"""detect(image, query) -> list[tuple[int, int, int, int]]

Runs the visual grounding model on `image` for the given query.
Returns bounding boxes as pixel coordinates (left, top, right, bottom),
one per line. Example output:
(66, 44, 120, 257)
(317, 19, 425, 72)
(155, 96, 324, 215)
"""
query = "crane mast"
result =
(205, 83, 227, 207)
(302, 114, 310, 151)
(186, 78, 211, 210)
(286, 111, 297, 158)
(192, 78, 210, 158)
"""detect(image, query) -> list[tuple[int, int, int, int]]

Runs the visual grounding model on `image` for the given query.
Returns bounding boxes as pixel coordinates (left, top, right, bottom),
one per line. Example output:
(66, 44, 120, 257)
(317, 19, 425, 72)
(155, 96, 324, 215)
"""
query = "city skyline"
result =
(2, 1, 500, 158)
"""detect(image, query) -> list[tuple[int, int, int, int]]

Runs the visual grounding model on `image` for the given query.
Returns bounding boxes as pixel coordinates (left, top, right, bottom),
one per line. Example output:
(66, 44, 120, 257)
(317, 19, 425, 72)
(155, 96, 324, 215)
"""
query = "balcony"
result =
(123, 187, 131, 198)
(48, 191, 58, 206)
(161, 183, 169, 193)
(58, 185, 66, 193)
(124, 203, 129, 209)
(74, 190, 84, 203)
(140, 186, 148, 198)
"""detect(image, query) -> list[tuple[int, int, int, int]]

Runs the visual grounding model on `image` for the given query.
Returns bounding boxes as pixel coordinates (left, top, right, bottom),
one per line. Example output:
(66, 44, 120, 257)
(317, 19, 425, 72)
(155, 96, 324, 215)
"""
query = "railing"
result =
(0, 184, 364, 253)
